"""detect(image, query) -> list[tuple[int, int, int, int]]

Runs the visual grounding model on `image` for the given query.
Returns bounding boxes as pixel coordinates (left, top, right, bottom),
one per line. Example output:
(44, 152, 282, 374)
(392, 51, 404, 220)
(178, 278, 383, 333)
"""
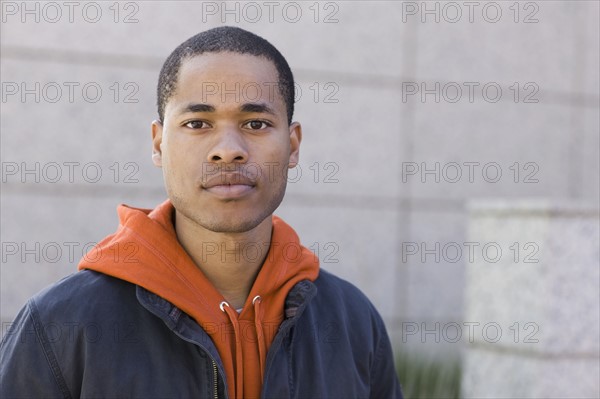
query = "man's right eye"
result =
(184, 120, 209, 129)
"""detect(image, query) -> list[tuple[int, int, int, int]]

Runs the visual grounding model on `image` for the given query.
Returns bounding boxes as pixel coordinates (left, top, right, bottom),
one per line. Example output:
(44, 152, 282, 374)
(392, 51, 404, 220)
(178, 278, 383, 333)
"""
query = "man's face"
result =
(152, 52, 301, 233)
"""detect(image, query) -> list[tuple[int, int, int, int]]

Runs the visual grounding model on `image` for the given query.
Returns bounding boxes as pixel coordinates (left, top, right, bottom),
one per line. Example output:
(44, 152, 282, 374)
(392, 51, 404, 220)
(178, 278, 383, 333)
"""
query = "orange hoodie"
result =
(78, 200, 319, 399)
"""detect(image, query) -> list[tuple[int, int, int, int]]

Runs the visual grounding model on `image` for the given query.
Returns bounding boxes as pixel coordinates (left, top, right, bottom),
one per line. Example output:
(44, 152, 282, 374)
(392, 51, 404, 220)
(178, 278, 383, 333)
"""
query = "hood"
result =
(78, 199, 319, 399)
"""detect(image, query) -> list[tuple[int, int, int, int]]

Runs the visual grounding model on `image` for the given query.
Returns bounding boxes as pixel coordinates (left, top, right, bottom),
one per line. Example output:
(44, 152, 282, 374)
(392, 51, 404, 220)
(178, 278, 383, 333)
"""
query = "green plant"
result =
(396, 351, 462, 399)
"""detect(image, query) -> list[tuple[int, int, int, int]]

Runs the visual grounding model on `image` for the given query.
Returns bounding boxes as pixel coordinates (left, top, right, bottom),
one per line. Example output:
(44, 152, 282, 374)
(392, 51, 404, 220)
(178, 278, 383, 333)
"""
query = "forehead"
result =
(170, 52, 285, 114)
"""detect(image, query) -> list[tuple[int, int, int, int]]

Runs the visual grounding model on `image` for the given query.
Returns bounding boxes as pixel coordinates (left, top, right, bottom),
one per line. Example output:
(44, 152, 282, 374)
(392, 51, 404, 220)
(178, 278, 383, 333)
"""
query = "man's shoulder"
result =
(29, 270, 136, 318)
(312, 269, 382, 318)
(314, 268, 367, 296)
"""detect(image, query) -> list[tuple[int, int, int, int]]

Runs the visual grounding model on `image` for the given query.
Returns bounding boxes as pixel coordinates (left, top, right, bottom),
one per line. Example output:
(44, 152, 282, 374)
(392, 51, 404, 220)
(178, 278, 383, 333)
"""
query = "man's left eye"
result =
(244, 120, 270, 130)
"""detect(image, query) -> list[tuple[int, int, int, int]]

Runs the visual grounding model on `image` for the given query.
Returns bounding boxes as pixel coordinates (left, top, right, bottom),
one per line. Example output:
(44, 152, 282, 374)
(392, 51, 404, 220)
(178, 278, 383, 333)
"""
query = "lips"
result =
(202, 173, 256, 199)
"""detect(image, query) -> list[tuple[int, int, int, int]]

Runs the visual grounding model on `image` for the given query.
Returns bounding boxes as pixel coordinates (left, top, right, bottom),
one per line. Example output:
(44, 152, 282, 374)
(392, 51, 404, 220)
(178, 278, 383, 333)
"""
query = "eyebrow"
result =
(240, 102, 277, 116)
(179, 102, 277, 116)
(182, 103, 215, 113)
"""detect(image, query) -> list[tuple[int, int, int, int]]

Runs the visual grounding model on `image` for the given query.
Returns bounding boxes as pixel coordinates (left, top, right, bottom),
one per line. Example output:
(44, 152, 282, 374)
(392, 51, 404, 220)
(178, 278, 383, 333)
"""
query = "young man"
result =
(0, 27, 402, 398)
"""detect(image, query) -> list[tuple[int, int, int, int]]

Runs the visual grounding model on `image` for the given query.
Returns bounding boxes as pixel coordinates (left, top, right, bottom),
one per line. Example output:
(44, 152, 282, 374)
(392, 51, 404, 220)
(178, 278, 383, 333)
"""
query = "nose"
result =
(206, 127, 248, 165)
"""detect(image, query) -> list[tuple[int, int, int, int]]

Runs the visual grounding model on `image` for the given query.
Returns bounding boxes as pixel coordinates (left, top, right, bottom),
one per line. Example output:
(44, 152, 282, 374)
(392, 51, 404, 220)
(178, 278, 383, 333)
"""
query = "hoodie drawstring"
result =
(220, 296, 266, 398)
(252, 295, 266, 381)
(220, 301, 243, 399)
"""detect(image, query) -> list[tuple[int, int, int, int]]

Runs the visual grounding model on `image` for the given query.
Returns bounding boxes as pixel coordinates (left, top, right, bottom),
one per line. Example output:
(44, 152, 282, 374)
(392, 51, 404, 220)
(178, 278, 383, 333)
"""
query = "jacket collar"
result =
(134, 279, 318, 374)
(136, 279, 318, 328)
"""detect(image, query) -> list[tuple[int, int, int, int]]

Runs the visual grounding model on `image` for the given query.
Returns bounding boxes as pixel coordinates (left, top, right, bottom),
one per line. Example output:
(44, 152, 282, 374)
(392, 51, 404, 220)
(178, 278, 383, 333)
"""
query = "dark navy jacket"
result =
(0, 269, 402, 398)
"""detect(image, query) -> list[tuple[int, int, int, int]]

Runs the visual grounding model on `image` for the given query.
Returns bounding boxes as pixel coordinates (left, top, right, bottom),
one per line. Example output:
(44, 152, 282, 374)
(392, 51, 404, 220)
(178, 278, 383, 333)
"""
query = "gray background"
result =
(1, 0, 599, 375)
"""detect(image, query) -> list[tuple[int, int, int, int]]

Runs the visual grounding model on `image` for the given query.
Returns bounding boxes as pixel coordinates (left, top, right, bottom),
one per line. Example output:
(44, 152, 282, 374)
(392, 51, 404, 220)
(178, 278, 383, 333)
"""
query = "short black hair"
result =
(157, 26, 295, 124)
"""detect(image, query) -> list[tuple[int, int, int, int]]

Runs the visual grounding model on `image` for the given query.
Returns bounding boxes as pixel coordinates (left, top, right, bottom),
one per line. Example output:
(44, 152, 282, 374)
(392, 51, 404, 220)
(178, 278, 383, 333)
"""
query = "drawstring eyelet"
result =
(219, 301, 230, 312)
(252, 295, 262, 305)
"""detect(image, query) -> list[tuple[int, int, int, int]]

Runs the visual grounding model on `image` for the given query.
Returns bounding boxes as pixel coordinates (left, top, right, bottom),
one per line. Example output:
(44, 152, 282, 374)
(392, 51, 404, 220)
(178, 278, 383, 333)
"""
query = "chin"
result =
(170, 187, 285, 233)
(201, 217, 264, 233)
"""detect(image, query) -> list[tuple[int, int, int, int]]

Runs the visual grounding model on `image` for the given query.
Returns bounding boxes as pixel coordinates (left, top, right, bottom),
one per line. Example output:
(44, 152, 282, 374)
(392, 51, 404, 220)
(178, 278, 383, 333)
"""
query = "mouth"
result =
(202, 173, 256, 199)
(204, 183, 254, 199)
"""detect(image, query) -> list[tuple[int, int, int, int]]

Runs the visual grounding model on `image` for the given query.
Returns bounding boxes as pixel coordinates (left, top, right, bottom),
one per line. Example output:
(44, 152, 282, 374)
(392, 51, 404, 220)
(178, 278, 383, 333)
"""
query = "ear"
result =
(288, 122, 302, 168)
(151, 120, 164, 167)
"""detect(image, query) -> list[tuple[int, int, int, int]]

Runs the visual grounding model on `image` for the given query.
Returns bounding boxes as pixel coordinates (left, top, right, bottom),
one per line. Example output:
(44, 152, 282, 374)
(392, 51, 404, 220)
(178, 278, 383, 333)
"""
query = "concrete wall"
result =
(2, 0, 599, 376)
(463, 201, 599, 398)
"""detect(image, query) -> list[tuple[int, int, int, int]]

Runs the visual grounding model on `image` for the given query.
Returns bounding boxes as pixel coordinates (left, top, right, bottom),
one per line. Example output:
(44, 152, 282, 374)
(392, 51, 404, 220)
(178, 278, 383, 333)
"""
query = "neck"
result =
(174, 211, 273, 310)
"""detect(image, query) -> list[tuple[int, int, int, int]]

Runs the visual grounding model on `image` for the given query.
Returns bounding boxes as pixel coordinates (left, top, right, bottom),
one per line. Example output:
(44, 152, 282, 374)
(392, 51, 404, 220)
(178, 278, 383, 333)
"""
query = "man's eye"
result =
(244, 120, 270, 130)
(184, 120, 209, 129)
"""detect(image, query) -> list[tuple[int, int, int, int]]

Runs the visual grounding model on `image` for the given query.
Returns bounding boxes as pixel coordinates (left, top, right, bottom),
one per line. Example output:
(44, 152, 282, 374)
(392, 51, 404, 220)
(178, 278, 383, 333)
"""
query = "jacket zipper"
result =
(212, 359, 218, 399)
(163, 326, 227, 398)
